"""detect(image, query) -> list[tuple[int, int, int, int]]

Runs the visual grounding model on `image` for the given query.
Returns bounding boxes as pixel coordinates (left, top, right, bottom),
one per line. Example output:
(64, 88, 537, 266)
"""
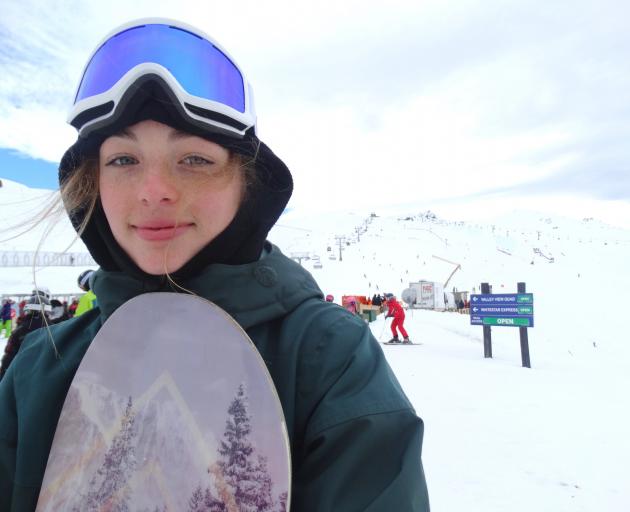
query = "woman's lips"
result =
(133, 223, 193, 241)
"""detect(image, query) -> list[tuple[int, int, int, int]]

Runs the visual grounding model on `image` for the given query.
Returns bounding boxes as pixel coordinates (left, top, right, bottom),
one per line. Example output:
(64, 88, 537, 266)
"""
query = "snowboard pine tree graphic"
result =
(74, 396, 137, 512)
(219, 383, 276, 511)
(188, 383, 283, 511)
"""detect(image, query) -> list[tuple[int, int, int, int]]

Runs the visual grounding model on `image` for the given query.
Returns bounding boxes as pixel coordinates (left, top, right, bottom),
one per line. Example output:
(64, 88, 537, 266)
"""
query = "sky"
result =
(1, 0, 630, 225)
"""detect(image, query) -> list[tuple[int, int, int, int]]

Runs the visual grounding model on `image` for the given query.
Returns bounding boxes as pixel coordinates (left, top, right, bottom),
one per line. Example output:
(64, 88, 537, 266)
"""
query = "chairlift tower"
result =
(334, 236, 345, 262)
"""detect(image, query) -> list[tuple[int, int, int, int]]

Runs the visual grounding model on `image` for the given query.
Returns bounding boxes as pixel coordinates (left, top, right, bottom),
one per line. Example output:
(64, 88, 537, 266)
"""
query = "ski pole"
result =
(379, 316, 389, 340)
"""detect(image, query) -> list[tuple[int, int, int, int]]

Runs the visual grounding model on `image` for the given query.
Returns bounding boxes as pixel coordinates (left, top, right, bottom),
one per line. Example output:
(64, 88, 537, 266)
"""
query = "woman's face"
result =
(99, 120, 244, 275)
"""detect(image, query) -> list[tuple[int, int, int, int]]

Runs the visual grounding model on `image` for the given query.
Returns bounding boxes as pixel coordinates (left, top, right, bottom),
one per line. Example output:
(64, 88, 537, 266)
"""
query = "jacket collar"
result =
(91, 243, 323, 330)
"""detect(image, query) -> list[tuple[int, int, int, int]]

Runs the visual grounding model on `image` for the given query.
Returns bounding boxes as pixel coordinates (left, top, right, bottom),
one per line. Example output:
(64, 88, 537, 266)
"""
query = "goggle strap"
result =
(184, 103, 248, 131)
(70, 101, 115, 130)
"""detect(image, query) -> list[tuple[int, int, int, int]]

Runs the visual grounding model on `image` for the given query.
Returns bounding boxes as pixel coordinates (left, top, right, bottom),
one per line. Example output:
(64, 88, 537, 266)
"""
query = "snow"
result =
(1, 178, 629, 510)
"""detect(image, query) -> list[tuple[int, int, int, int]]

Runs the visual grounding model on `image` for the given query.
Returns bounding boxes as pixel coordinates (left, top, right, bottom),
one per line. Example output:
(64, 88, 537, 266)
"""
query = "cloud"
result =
(491, 158, 630, 201)
(0, 103, 76, 162)
(0, 0, 629, 214)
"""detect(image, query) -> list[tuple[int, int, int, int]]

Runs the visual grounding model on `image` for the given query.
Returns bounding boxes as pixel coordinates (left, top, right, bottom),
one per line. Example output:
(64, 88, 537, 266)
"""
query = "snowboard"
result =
(381, 341, 421, 346)
(36, 293, 291, 512)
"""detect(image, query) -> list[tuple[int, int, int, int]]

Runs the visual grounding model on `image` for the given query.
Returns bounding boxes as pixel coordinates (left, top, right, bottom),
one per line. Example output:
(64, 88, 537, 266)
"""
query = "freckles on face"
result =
(98, 120, 245, 275)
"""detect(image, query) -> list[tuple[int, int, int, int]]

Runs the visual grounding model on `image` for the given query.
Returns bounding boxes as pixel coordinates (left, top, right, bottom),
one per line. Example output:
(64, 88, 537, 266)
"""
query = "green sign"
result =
(516, 294, 533, 304)
(482, 317, 532, 327)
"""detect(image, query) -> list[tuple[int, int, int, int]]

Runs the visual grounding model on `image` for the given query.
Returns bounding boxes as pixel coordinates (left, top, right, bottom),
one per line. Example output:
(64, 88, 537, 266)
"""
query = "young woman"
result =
(0, 19, 429, 510)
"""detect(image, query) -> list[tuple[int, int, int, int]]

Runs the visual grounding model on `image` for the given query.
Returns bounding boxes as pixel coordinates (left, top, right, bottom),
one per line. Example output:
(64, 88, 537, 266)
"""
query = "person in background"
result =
(67, 298, 79, 317)
(50, 299, 70, 323)
(9, 301, 18, 322)
(0, 19, 429, 511)
(18, 299, 27, 319)
(0, 291, 51, 380)
(325, 294, 334, 303)
(385, 293, 411, 344)
(345, 297, 359, 315)
(17, 288, 51, 328)
(381, 293, 388, 313)
(74, 269, 97, 317)
(0, 300, 13, 338)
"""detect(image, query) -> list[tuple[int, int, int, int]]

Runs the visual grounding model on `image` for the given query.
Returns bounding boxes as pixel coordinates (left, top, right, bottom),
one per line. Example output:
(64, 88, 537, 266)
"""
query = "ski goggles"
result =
(24, 301, 52, 313)
(68, 19, 256, 139)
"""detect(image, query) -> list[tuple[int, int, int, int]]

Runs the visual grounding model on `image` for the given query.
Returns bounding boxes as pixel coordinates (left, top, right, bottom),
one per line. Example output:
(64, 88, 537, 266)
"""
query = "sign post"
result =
(481, 282, 492, 358)
(470, 283, 534, 368)
(517, 282, 531, 368)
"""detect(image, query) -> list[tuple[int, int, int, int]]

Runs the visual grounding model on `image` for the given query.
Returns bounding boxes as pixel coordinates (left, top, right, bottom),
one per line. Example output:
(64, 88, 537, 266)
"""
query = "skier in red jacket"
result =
(385, 294, 411, 344)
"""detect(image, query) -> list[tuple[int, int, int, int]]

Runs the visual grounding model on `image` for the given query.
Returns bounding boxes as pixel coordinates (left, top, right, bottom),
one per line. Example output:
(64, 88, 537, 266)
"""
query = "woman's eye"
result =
(182, 155, 213, 166)
(106, 155, 137, 166)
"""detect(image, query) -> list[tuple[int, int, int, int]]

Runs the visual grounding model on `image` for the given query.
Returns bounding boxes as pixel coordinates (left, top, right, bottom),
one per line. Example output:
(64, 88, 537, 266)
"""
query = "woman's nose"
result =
(137, 166, 179, 205)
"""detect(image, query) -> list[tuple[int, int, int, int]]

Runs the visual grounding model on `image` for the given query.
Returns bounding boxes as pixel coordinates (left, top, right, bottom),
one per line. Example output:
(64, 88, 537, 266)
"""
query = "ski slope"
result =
(1, 178, 629, 510)
(272, 207, 630, 511)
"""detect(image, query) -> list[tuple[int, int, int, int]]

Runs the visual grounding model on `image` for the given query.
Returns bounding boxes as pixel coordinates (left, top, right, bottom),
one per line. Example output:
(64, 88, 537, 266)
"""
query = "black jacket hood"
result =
(58, 79, 293, 283)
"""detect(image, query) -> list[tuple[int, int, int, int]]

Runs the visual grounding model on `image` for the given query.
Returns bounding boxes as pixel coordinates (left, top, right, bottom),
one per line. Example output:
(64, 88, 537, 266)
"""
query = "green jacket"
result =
(0, 244, 430, 511)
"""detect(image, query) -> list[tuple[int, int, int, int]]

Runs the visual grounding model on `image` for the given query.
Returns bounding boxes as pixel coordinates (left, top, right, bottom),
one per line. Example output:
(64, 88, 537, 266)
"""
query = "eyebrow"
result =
(110, 128, 137, 140)
(168, 130, 199, 141)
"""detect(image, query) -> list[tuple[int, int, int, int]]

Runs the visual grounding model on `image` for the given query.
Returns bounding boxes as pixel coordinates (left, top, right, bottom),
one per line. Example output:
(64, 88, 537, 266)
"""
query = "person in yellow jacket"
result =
(75, 269, 97, 317)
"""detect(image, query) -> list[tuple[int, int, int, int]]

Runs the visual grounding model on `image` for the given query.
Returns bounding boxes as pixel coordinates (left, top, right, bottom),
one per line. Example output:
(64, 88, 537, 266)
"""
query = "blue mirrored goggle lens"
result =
(75, 24, 245, 113)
